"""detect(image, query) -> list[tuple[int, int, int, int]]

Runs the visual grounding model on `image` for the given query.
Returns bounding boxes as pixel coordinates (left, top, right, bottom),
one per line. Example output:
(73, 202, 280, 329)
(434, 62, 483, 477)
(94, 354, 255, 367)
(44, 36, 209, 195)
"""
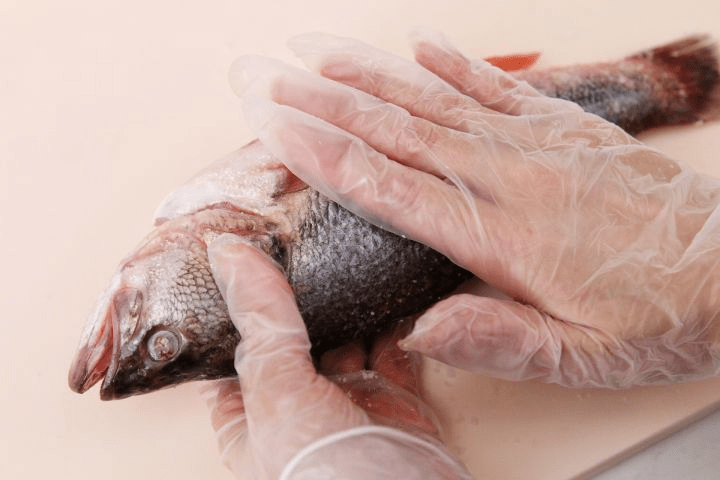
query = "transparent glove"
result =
(205, 234, 473, 480)
(232, 31, 720, 388)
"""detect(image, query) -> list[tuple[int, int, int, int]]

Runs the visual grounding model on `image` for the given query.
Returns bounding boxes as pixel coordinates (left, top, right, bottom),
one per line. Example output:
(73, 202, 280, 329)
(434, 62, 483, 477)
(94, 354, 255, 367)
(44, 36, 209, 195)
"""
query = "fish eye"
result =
(147, 330, 181, 362)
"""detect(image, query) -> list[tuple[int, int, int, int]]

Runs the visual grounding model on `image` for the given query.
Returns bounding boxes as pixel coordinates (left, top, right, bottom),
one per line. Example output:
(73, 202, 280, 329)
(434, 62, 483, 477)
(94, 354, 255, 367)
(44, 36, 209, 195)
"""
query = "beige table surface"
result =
(2, 1, 719, 479)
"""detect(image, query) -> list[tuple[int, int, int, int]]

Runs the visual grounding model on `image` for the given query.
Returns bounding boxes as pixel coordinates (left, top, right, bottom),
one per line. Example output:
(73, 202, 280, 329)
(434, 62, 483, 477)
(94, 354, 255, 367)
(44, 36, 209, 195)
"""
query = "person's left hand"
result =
(204, 234, 461, 480)
(229, 31, 720, 388)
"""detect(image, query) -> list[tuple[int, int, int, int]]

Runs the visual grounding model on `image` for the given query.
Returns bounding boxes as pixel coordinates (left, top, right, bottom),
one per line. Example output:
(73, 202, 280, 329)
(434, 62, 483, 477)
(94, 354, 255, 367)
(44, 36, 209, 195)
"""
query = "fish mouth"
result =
(67, 319, 116, 393)
(68, 284, 128, 396)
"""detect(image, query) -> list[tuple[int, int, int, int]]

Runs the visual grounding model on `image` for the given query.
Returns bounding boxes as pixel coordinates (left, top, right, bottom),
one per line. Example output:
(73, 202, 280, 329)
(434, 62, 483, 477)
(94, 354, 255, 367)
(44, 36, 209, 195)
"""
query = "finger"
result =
(230, 55, 505, 183)
(242, 96, 508, 271)
(410, 28, 582, 116)
(205, 379, 246, 433)
(368, 319, 421, 396)
(331, 371, 442, 439)
(400, 294, 627, 388)
(207, 234, 321, 396)
(319, 341, 367, 376)
(287, 32, 502, 128)
(203, 379, 249, 470)
(208, 234, 309, 351)
(399, 294, 556, 379)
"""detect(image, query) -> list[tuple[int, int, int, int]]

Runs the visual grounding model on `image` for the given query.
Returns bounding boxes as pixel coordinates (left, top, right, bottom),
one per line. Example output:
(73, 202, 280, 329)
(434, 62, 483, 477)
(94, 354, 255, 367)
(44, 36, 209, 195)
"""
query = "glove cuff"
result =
(280, 425, 473, 479)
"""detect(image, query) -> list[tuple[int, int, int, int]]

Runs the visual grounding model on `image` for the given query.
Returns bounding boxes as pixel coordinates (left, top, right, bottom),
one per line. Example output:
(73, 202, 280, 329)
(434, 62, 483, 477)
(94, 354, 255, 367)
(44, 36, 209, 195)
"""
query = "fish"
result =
(69, 35, 720, 400)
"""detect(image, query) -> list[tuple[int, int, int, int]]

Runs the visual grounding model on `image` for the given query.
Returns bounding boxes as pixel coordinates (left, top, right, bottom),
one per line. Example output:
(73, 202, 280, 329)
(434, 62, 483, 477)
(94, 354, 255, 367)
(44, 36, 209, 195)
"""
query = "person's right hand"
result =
(234, 31, 720, 388)
(205, 234, 472, 480)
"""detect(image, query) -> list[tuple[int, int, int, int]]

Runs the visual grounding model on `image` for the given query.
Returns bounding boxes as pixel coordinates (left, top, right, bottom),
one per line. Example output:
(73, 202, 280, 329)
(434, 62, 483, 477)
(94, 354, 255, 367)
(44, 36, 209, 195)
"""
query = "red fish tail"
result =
(629, 35, 720, 124)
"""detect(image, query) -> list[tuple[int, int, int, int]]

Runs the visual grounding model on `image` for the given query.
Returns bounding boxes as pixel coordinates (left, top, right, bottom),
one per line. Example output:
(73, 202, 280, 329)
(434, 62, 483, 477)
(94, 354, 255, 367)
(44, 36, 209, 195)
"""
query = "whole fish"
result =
(69, 36, 720, 400)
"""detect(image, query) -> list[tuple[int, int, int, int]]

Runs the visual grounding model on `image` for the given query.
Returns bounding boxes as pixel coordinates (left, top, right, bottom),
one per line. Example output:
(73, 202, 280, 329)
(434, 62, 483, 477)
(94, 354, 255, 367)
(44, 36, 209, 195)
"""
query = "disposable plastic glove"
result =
(233, 31, 720, 388)
(204, 234, 473, 480)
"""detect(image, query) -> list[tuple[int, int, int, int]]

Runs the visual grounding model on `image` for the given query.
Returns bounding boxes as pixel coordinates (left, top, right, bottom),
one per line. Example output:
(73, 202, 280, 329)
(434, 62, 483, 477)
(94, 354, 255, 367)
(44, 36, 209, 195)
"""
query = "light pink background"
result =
(2, 1, 719, 479)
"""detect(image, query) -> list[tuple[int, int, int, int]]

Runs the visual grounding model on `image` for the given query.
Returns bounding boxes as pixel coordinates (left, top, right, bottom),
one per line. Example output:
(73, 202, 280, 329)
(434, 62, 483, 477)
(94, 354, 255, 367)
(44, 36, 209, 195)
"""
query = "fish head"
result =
(69, 225, 242, 400)
(69, 142, 301, 399)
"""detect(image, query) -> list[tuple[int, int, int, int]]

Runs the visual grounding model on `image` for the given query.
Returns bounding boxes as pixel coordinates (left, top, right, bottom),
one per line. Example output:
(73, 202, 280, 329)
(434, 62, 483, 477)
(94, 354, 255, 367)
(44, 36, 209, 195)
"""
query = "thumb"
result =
(399, 294, 601, 385)
(207, 234, 317, 398)
(208, 234, 370, 478)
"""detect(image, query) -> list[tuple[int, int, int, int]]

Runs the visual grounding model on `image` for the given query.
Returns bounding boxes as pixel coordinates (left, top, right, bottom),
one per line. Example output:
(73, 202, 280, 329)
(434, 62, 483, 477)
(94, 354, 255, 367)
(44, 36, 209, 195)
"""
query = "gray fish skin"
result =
(514, 35, 720, 134)
(69, 36, 720, 400)
(288, 189, 470, 354)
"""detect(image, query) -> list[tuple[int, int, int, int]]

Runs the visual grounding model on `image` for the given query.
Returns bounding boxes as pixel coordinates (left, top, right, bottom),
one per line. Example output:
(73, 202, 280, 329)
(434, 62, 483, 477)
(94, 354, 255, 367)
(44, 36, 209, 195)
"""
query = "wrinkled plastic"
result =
(280, 426, 473, 480)
(205, 234, 472, 479)
(234, 31, 720, 388)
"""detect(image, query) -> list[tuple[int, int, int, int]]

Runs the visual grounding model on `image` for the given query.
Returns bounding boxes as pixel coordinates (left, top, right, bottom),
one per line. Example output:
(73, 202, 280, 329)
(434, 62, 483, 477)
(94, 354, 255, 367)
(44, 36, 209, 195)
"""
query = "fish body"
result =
(69, 36, 720, 399)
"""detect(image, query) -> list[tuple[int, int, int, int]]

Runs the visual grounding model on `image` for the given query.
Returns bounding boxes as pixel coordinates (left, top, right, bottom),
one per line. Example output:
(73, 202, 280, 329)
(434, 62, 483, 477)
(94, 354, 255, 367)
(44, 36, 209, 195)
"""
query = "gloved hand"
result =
(205, 234, 473, 480)
(232, 31, 720, 388)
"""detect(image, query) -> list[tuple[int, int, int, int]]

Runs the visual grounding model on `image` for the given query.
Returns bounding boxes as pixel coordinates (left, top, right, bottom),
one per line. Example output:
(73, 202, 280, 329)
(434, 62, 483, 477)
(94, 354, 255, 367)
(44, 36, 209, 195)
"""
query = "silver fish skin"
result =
(69, 36, 720, 400)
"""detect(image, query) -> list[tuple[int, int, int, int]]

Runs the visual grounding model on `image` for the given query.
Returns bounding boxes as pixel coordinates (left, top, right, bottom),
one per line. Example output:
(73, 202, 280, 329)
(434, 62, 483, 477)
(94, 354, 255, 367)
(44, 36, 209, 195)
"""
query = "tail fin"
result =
(485, 52, 541, 71)
(629, 35, 720, 124)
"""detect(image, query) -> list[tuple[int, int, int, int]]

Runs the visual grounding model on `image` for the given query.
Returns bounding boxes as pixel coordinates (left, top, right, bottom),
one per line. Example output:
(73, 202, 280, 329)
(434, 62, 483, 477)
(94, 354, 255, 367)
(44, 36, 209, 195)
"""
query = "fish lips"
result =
(68, 286, 135, 398)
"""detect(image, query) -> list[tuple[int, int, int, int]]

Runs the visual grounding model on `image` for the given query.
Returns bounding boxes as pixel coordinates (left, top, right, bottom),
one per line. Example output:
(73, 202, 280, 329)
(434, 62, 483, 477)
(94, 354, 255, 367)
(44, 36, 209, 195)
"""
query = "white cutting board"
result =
(424, 361, 720, 479)
(2, 2, 719, 479)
